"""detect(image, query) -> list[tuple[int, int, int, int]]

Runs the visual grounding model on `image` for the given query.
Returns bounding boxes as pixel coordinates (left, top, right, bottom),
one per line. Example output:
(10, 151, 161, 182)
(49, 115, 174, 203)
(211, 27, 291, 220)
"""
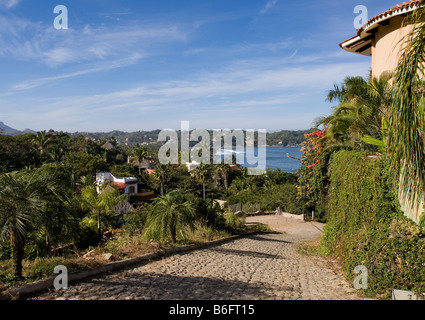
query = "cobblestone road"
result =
(29, 216, 360, 300)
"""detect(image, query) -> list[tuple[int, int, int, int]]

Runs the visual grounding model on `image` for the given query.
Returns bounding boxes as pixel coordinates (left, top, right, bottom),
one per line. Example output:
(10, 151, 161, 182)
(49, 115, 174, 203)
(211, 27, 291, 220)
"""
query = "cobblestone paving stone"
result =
(29, 216, 360, 300)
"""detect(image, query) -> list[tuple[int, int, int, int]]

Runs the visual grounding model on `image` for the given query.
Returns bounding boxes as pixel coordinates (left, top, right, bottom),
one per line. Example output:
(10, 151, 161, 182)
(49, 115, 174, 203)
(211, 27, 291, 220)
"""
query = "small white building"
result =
(96, 172, 138, 195)
(186, 161, 200, 171)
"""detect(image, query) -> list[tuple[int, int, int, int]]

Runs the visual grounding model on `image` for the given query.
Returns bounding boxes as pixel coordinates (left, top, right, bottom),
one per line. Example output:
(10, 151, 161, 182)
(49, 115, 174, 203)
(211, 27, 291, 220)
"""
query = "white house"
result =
(96, 172, 138, 195)
(186, 161, 200, 171)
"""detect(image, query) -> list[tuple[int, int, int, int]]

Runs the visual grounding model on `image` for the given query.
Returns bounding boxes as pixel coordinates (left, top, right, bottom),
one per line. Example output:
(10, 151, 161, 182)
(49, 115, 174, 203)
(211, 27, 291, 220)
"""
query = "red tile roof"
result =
(340, 1, 423, 54)
(357, 0, 422, 37)
(113, 181, 138, 190)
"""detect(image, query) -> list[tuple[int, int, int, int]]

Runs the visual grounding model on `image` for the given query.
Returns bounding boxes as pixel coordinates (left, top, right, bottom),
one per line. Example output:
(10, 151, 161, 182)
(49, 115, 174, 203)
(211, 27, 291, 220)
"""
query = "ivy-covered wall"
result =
(320, 150, 425, 298)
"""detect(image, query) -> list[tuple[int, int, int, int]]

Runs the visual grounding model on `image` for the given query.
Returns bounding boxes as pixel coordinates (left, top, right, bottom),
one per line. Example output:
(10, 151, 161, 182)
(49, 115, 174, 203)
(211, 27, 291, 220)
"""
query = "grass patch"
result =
(296, 239, 321, 256)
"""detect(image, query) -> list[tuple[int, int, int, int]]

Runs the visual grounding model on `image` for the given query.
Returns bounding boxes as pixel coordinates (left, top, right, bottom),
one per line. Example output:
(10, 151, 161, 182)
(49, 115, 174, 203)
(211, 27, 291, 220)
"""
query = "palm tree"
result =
(193, 163, 210, 200)
(31, 130, 51, 155)
(80, 185, 127, 232)
(0, 170, 61, 279)
(388, 3, 425, 211)
(47, 144, 65, 163)
(216, 161, 230, 191)
(133, 145, 148, 175)
(144, 191, 197, 243)
(153, 163, 170, 195)
(212, 165, 222, 189)
(77, 174, 95, 188)
(323, 73, 392, 144)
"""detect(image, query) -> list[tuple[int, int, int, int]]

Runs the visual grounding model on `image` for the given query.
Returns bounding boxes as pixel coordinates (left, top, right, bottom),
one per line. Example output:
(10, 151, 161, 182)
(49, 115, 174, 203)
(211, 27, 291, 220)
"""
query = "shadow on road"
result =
(209, 247, 286, 260)
(44, 271, 294, 300)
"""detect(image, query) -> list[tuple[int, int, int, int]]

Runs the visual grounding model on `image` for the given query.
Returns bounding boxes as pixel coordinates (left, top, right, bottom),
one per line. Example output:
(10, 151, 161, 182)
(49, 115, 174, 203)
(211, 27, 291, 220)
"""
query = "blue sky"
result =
(0, 0, 393, 133)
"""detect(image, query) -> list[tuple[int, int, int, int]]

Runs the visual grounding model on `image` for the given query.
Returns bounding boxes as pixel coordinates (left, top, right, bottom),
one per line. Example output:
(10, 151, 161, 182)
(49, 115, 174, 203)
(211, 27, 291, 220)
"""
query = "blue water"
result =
(213, 146, 303, 173)
(264, 146, 303, 173)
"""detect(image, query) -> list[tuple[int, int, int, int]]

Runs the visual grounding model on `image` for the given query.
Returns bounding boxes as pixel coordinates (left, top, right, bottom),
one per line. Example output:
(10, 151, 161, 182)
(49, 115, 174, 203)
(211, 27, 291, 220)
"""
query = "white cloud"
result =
(0, 0, 21, 9)
(0, 15, 189, 67)
(260, 0, 278, 14)
(1, 54, 370, 132)
(12, 54, 143, 91)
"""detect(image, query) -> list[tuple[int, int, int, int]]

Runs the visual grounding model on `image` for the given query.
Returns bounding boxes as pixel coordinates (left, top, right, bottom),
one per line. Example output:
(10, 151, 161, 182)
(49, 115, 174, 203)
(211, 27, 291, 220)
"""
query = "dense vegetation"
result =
(320, 151, 425, 298)
(0, 130, 299, 287)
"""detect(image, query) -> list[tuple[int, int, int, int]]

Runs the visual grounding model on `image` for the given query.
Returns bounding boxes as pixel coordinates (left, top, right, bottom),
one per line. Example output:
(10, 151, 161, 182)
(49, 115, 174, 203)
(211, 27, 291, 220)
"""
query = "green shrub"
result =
(77, 215, 101, 248)
(224, 213, 246, 234)
(320, 150, 425, 298)
(225, 183, 302, 214)
(0, 242, 11, 261)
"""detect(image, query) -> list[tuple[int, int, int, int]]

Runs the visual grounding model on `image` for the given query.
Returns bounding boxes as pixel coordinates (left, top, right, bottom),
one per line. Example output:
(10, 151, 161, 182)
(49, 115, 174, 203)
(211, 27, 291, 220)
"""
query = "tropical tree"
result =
(215, 161, 230, 191)
(77, 174, 96, 188)
(31, 130, 52, 155)
(60, 151, 109, 178)
(212, 165, 222, 189)
(0, 170, 63, 279)
(47, 144, 65, 163)
(193, 163, 211, 200)
(144, 191, 197, 243)
(387, 3, 425, 212)
(80, 185, 127, 232)
(323, 73, 392, 144)
(153, 163, 171, 195)
(133, 145, 148, 175)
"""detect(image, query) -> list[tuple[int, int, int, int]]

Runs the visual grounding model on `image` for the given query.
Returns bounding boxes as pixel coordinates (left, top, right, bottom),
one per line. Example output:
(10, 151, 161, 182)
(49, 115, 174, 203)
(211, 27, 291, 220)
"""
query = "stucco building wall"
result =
(371, 16, 414, 77)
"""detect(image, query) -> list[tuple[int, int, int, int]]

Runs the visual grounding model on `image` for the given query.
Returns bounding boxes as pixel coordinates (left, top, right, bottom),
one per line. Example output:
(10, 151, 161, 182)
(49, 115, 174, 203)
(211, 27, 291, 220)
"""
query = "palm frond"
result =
(388, 6, 425, 210)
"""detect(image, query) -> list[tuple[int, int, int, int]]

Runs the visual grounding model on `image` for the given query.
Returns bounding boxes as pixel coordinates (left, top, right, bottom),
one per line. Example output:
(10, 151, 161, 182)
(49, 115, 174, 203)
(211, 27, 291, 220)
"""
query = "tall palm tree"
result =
(388, 3, 425, 211)
(31, 130, 51, 155)
(193, 163, 210, 200)
(144, 191, 197, 243)
(133, 145, 148, 175)
(323, 73, 392, 144)
(153, 163, 170, 195)
(212, 165, 222, 189)
(216, 161, 230, 191)
(0, 170, 61, 279)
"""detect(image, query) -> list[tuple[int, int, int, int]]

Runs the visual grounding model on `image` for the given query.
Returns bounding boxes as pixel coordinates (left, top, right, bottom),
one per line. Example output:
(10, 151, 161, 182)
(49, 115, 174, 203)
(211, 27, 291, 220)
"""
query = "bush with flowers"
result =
(296, 128, 331, 220)
(296, 125, 358, 221)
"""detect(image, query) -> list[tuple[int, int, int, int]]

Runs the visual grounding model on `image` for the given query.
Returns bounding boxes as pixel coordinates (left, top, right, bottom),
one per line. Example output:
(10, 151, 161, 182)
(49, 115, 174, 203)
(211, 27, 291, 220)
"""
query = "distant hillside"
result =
(71, 129, 311, 147)
(267, 130, 311, 146)
(0, 121, 18, 135)
(1, 121, 311, 146)
(70, 130, 162, 145)
(0, 122, 38, 136)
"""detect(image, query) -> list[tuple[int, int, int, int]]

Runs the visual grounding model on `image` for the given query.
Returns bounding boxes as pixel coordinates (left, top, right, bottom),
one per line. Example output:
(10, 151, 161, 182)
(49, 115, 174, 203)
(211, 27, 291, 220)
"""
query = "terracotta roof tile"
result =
(357, 0, 423, 36)
(113, 181, 138, 189)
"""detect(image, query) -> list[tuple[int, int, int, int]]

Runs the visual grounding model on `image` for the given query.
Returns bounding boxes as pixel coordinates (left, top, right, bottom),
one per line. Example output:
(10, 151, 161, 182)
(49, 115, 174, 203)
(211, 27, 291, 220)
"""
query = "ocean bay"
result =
(213, 146, 302, 173)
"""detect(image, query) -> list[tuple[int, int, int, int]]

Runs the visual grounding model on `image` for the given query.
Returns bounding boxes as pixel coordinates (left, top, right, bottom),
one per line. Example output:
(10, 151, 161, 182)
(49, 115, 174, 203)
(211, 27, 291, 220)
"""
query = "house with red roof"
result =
(96, 172, 157, 201)
(96, 172, 139, 195)
(340, 1, 421, 78)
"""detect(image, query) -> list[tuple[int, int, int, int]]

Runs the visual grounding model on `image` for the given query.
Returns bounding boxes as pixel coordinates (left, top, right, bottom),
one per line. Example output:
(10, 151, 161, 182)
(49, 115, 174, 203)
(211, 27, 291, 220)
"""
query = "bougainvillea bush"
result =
(296, 128, 331, 221)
